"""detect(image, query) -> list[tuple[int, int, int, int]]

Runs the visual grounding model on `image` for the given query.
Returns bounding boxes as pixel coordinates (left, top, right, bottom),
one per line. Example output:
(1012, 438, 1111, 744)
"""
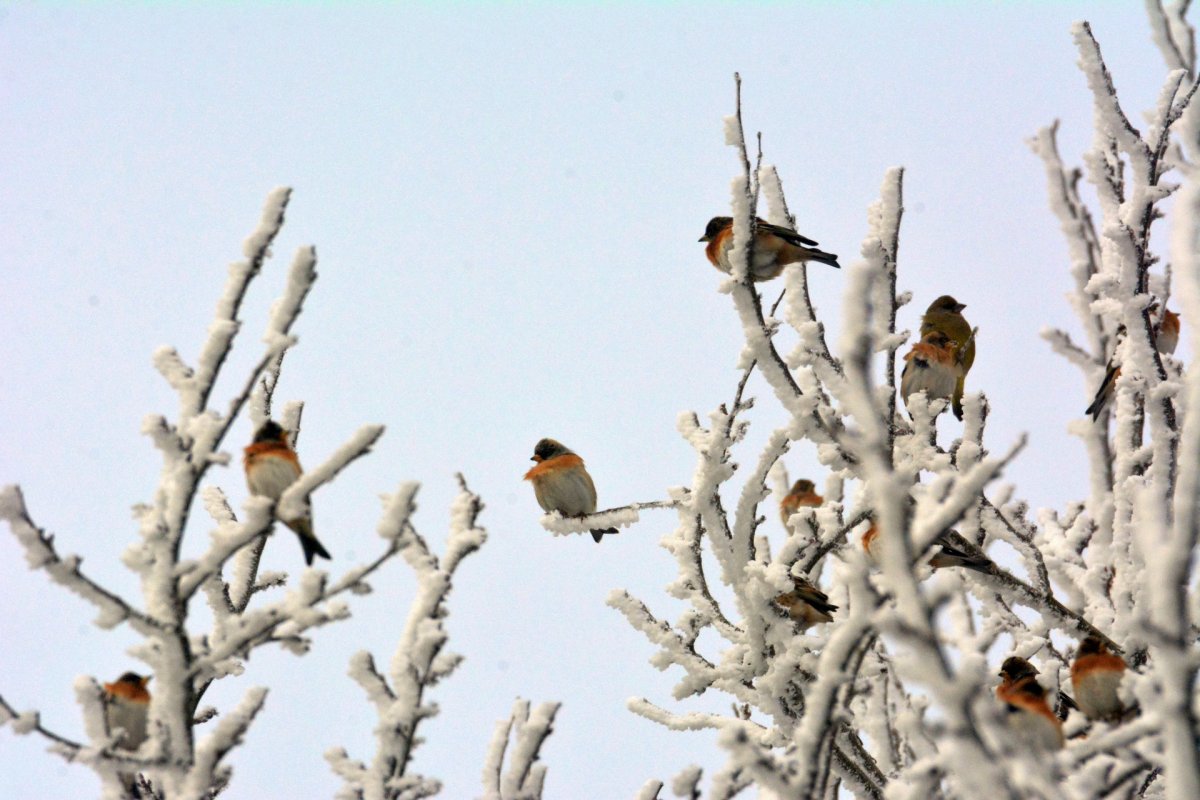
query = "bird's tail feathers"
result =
(591, 527, 618, 543)
(287, 518, 332, 564)
(804, 248, 841, 269)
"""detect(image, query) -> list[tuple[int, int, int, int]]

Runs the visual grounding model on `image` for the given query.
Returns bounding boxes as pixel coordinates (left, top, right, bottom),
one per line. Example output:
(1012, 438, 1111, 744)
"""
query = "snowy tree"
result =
(0, 191, 556, 800)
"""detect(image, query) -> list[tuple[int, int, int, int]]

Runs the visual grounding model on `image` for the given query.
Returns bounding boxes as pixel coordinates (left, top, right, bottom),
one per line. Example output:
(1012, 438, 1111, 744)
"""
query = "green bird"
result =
(919, 295, 974, 420)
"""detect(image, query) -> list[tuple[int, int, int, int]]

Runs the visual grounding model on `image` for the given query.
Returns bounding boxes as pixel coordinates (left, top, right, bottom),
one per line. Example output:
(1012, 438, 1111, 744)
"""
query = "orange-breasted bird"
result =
(244, 420, 331, 565)
(773, 575, 837, 630)
(524, 438, 617, 543)
(861, 519, 991, 574)
(900, 331, 962, 417)
(1086, 307, 1180, 421)
(102, 672, 150, 751)
(779, 479, 823, 528)
(1070, 635, 1127, 722)
(919, 296, 975, 420)
(699, 216, 840, 281)
(996, 657, 1064, 751)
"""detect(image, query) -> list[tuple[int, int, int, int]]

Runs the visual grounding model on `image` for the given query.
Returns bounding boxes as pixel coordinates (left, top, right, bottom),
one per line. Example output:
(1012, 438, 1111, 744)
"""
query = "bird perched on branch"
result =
(861, 518, 991, 574)
(900, 331, 961, 416)
(773, 575, 837, 630)
(919, 295, 975, 420)
(244, 420, 331, 565)
(524, 438, 617, 543)
(1070, 635, 1127, 722)
(996, 657, 1064, 750)
(1085, 306, 1180, 421)
(102, 672, 150, 751)
(699, 216, 840, 281)
(779, 479, 823, 528)
(103, 672, 151, 796)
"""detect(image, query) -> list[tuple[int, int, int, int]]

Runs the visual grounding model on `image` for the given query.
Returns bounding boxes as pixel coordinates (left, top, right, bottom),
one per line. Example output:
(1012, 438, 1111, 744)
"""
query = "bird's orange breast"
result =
(244, 440, 299, 468)
(524, 453, 585, 481)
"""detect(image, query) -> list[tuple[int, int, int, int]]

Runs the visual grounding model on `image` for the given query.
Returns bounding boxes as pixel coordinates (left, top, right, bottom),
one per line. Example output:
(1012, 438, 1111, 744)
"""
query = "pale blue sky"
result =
(0, 3, 1174, 797)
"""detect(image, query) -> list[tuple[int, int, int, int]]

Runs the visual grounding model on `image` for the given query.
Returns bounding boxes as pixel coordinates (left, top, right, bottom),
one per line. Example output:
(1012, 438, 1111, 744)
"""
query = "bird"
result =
(773, 575, 838, 630)
(996, 657, 1064, 750)
(1086, 306, 1180, 420)
(779, 479, 823, 528)
(1070, 635, 1127, 722)
(102, 672, 150, 751)
(919, 296, 974, 420)
(524, 438, 617, 543)
(244, 420, 332, 565)
(900, 331, 961, 416)
(699, 216, 840, 281)
(861, 518, 991, 574)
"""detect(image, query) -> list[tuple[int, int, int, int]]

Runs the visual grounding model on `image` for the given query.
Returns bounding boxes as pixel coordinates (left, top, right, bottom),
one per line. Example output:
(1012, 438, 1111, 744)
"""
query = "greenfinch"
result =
(919, 296, 974, 420)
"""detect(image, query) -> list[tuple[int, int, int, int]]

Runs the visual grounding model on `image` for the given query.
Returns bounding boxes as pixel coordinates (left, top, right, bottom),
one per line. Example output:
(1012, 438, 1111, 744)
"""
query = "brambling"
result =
(919, 296, 975, 420)
(102, 672, 150, 751)
(699, 216, 840, 281)
(244, 420, 331, 565)
(524, 438, 617, 543)
(861, 519, 991, 574)
(773, 575, 837, 630)
(996, 657, 1064, 751)
(900, 331, 961, 416)
(1086, 307, 1180, 420)
(779, 479, 823, 528)
(1070, 635, 1127, 722)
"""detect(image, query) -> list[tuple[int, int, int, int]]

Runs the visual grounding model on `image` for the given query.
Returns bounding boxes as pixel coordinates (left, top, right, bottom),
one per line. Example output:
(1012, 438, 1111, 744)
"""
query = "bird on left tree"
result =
(102, 672, 150, 751)
(525, 438, 617, 543)
(244, 420, 332, 565)
(699, 216, 840, 281)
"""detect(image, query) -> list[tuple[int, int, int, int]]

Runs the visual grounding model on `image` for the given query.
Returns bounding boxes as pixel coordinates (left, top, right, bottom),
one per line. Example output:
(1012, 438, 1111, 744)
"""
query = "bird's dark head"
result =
(791, 479, 815, 494)
(1077, 636, 1107, 657)
(699, 216, 732, 242)
(116, 672, 150, 688)
(999, 656, 1038, 682)
(253, 421, 287, 444)
(928, 295, 966, 314)
(531, 438, 572, 462)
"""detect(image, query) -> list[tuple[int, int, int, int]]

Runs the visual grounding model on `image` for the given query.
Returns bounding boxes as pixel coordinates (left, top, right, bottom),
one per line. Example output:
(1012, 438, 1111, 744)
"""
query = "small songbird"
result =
(244, 420, 332, 565)
(1086, 306, 1181, 420)
(1070, 635, 1127, 722)
(102, 672, 150, 751)
(919, 296, 975, 420)
(699, 216, 840, 281)
(773, 575, 838, 630)
(900, 331, 961, 416)
(861, 519, 991, 574)
(779, 479, 823, 528)
(996, 657, 1064, 751)
(524, 438, 617, 543)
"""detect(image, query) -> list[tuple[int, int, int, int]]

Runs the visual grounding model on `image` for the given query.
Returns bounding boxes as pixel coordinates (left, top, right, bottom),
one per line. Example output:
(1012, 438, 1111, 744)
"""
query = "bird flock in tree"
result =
(92, 194, 1184, 778)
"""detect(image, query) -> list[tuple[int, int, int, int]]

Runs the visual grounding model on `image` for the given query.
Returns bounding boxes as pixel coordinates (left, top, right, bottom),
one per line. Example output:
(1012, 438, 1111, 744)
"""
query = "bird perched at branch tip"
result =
(779, 479, 823, 528)
(861, 518, 991, 574)
(699, 216, 840, 281)
(900, 330, 962, 417)
(919, 295, 975, 420)
(244, 420, 332, 565)
(524, 438, 617, 543)
(996, 656, 1064, 750)
(773, 575, 837, 630)
(1071, 635, 1127, 722)
(1085, 305, 1180, 421)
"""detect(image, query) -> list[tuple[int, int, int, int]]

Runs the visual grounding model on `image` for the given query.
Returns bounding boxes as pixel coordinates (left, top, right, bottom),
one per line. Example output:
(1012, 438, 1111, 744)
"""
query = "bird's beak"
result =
(698, 235, 709, 242)
(531, 455, 542, 463)
(141, 676, 152, 687)
(955, 303, 967, 312)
